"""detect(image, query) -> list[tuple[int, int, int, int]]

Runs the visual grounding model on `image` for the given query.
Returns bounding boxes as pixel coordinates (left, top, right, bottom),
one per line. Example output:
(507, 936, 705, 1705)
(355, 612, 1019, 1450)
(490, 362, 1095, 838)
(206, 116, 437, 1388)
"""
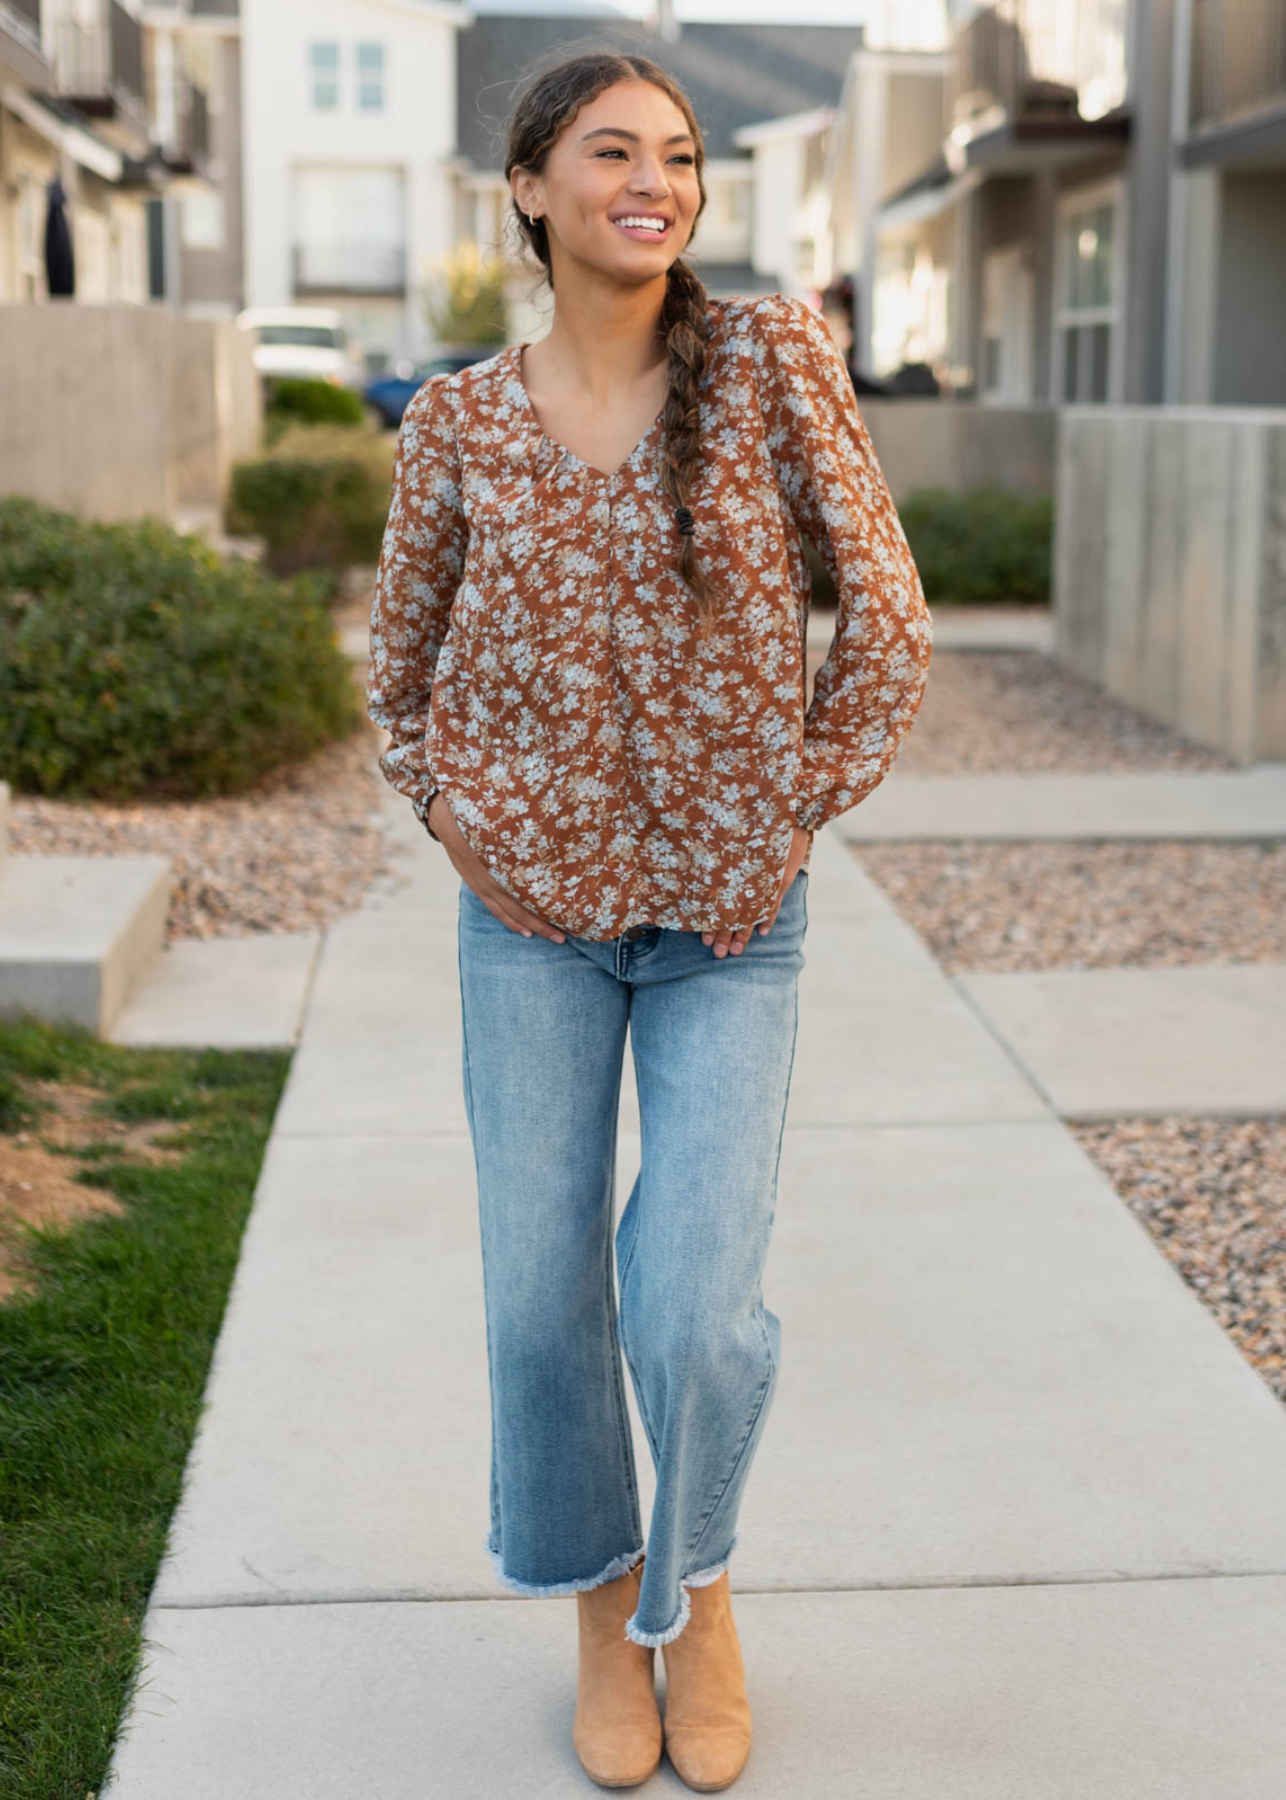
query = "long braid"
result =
(657, 256, 722, 635)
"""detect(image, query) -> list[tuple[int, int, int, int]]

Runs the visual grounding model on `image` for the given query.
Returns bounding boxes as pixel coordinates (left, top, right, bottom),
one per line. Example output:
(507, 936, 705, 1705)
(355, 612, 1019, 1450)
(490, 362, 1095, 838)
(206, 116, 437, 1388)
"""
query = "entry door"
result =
(981, 245, 1034, 403)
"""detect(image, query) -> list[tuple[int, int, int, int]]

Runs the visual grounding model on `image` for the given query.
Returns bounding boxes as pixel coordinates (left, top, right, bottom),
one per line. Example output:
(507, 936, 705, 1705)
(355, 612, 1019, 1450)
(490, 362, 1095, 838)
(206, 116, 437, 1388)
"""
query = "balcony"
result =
(153, 64, 209, 172)
(292, 244, 406, 298)
(1191, 0, 1286, 132)
(947, 0, 1129, 142)
(48, 0, 151, 153)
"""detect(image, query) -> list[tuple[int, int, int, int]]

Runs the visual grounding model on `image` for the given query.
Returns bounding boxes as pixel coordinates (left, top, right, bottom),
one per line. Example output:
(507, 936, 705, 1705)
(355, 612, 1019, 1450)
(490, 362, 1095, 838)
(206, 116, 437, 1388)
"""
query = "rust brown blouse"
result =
(366, 292, 932, 941)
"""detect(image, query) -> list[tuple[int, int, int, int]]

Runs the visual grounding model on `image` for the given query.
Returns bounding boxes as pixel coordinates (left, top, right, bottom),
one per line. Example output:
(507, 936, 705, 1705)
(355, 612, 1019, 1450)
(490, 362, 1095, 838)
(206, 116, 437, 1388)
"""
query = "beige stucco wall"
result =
(859, 399, 1058, 502)
(1054, 406, 1286, 762)
(0, 304, 261, 521)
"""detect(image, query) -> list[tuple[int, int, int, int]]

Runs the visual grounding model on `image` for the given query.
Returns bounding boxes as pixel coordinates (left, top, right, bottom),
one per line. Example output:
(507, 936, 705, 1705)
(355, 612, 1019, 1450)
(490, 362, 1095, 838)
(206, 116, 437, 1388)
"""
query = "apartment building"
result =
(836, 0, 1286, 406)
(0, 0, 221, 303)
(142, 0, 241, 312)
(239, 0, 464, 374)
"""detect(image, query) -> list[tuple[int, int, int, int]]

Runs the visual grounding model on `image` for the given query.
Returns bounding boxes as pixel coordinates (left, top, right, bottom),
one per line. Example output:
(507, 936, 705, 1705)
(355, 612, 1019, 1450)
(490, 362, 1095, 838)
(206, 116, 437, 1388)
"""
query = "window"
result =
(294, 166, 405, 293)
(356, 43, 385, 111)
(1053, 185, 1122, 403)
(709, 178, 749, 233)
(310, 42, 339, 110)
(181, 189, 225, 250)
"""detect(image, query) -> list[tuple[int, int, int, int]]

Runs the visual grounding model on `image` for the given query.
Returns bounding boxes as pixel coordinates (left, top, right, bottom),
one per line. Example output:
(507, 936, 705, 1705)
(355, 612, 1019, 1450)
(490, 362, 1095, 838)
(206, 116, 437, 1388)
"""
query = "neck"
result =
(531, 262, 673, 402)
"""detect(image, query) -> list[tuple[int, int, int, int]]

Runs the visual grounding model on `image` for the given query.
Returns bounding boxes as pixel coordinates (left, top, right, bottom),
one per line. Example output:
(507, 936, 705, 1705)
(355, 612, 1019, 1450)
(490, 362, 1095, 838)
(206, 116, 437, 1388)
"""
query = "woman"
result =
(366, 47, 931, 1792)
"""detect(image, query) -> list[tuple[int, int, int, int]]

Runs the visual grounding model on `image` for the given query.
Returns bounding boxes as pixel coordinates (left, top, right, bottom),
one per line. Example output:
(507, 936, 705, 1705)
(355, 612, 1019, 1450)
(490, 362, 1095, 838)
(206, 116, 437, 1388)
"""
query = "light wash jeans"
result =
(456, 867, 809, 1647)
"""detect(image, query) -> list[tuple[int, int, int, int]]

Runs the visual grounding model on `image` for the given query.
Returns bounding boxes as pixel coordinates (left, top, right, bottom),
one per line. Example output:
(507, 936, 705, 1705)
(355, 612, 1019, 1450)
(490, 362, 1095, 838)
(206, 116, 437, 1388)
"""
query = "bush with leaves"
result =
(264, 376, 366, 443)
(897, 486, 1053, 606)
(0, 495, 360, 801)
(225, 422, 396, 577)
(423, 240, 509, 344)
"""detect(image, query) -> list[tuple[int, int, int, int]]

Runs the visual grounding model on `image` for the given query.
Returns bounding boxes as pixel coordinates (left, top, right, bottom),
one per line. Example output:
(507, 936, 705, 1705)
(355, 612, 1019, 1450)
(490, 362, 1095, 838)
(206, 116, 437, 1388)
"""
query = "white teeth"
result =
(614, 216, 667, 232)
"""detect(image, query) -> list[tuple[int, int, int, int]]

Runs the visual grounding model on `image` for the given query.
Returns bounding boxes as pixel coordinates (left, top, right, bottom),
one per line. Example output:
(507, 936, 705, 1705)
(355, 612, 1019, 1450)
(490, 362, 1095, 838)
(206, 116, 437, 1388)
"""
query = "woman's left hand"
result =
(701, 825, 812, 959)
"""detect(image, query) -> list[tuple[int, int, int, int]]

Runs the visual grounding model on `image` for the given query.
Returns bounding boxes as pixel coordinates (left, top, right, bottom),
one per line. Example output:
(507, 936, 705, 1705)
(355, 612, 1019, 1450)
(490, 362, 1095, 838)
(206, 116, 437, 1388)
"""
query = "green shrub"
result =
(0, 495, 360, 802)
(897, 485, 1053, 606)
(226, 422, 395, 576)
(264, 376, 366, 441)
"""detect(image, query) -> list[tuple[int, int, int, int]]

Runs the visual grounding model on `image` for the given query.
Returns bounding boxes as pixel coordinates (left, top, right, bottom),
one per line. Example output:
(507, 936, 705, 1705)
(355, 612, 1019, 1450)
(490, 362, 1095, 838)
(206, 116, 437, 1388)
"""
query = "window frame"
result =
(309, 41, 340, 112)
(355, 41, 385, 112)
(1050, 173, 1127, 404)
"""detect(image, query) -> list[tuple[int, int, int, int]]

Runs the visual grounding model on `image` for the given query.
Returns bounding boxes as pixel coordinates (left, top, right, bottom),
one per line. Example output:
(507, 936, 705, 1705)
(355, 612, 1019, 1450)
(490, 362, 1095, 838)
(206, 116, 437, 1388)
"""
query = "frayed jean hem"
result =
(623, 1537, 737, 1648)
(485, 1536, 645, 1599)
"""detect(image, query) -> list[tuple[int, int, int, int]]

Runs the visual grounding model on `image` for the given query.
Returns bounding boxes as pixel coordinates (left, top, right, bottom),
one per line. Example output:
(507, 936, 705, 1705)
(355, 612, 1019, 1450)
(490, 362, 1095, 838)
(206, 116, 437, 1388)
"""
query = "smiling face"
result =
(511, 78, 704, 287)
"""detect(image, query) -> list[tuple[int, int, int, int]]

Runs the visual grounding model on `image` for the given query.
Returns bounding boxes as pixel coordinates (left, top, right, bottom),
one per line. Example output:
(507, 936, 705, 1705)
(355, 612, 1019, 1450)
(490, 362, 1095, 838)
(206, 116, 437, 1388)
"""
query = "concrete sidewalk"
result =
(959, 963, 1286, 1119)
(101, 799, 1286, 1797)
(837, 764, 1286, 841)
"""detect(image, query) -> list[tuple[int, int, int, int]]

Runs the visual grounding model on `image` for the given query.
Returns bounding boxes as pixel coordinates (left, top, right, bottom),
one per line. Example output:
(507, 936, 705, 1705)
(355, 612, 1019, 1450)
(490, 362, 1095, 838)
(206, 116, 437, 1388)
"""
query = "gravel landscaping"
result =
(1073, 1118, 1286, 1408)
(7, 689, 396, 942)
(803, 644, 1236, 775)
(834, 638, 1280, 974)
(856, 840, 1286, 973)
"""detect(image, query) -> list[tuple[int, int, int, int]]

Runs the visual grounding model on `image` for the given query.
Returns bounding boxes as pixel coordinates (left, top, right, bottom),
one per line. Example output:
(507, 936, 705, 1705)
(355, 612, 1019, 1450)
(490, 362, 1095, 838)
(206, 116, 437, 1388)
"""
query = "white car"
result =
(235, 306, 366, 389)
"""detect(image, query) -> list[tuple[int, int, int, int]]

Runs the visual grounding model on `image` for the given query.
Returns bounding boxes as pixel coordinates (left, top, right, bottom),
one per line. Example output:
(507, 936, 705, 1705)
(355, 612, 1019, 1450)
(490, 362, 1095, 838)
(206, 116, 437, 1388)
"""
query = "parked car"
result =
(364, 344, 500, 428)
(236, 306, 367, 391)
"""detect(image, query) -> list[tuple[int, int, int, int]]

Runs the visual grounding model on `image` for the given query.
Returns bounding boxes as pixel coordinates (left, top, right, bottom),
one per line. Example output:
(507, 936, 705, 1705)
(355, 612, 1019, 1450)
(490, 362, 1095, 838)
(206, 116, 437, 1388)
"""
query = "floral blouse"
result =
(366, 291, 932, 942)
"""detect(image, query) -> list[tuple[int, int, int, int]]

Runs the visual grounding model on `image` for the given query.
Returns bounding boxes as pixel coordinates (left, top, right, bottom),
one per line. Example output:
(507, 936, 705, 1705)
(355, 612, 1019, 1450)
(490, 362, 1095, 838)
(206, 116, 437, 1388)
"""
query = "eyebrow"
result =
(580, 127, 696, 146)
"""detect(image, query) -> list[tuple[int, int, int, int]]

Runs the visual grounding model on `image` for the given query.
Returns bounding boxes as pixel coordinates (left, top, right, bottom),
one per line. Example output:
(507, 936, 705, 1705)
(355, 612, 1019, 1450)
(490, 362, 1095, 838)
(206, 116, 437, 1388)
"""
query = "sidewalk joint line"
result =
(151, 1565, 1286, 1613)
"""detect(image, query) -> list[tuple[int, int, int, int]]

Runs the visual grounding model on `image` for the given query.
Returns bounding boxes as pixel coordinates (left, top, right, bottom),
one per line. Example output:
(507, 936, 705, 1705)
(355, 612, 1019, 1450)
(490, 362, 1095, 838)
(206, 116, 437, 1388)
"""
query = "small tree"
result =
(422, 241, 509, 345)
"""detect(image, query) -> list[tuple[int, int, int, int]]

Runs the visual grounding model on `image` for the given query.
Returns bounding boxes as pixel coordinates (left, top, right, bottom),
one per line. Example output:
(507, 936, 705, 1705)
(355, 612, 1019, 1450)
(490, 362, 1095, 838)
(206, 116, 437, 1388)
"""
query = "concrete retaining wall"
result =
(859, 401, 1058, 502)
(0, 305, 261, 523)
(1054, 407, 1286, 762)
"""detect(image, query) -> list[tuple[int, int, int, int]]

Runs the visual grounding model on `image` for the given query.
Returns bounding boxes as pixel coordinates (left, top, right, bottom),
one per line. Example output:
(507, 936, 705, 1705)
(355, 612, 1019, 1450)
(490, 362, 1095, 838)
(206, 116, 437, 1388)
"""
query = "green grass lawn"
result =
(0, 1012, 289, 1799)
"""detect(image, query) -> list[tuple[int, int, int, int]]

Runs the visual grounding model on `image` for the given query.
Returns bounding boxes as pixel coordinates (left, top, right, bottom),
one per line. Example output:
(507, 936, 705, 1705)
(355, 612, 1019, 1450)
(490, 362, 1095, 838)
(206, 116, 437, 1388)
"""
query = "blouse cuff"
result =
(412, 788, 441, 843)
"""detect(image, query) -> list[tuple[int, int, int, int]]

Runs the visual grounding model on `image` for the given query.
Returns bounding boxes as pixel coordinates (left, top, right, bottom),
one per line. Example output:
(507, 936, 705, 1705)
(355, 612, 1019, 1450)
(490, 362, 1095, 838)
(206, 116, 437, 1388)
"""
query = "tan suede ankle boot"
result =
(573, 1560, 663, 1787)
(660, 1572, 752, 1792)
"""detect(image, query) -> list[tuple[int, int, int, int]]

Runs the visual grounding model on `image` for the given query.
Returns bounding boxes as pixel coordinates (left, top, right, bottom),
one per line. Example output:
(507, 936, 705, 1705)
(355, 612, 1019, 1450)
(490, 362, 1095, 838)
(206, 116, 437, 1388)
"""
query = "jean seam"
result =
(683, 974, 799, 1572)
(602, 1062, 645, 1542)
(683, 1363, 775, 1573)
(617, 1226, 663, 1467)
(459, 904, 503, 1555)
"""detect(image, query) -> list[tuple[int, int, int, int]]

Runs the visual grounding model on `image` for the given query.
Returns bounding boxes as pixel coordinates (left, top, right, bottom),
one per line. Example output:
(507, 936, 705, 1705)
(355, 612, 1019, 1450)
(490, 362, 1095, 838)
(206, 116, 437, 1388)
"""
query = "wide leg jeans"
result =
(457, 868, 809, 1646)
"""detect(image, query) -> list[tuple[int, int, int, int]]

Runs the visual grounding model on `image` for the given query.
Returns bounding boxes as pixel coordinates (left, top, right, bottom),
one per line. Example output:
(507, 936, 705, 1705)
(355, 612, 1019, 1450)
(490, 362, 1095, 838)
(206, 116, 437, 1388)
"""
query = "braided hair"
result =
(504, 44, 725, 635)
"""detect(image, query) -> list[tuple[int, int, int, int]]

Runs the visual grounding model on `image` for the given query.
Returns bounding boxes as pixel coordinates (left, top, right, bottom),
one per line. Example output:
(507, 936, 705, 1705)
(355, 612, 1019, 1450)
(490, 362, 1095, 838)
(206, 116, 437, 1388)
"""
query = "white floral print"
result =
(366, 292, 932, 941)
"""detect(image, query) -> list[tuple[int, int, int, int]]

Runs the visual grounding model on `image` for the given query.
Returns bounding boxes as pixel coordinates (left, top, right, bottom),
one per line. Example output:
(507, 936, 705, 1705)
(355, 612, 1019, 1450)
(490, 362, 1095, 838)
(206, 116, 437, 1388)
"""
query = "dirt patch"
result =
(0, 1080, 186, 1302)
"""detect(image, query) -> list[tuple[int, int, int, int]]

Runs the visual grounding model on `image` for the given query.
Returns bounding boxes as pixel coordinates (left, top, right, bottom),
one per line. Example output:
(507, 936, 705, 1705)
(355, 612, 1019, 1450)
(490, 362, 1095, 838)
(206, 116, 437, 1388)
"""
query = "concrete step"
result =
(0, 853, 171, 1036)
(108, 933, 323, 1050)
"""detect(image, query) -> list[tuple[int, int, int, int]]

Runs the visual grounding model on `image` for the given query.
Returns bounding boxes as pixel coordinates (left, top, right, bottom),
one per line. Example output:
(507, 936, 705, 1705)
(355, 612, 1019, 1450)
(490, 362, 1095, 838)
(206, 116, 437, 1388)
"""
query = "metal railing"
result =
(1191, 0, 1286, 130)
(2, 0, 42, 47)
(155, 64, 210, 163)
(50, 0, 145, 109)
(946, 0, 1129, 135)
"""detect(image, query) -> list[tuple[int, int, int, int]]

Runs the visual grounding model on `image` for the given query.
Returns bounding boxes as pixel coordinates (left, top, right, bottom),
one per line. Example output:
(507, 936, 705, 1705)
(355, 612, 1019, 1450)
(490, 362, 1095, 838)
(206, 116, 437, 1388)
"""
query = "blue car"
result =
(364, 345, 500, 428)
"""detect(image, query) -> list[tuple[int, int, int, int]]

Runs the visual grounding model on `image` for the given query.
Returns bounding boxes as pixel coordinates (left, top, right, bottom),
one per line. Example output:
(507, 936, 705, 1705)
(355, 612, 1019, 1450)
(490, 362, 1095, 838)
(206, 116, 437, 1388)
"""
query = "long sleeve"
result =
(365, 374, 468, 842)
(751, 293, 932, 833)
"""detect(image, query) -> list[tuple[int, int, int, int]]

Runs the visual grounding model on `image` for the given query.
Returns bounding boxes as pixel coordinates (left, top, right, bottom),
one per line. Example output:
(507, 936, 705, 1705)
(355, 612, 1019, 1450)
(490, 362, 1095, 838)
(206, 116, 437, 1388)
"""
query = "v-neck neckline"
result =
(511, 341, 667, 483)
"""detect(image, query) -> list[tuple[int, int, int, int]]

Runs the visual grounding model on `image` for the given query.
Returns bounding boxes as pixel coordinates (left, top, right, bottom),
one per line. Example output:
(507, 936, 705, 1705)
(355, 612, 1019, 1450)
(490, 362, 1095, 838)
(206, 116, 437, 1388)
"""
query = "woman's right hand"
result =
(427, 793, 567, 943)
